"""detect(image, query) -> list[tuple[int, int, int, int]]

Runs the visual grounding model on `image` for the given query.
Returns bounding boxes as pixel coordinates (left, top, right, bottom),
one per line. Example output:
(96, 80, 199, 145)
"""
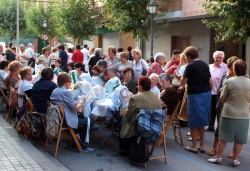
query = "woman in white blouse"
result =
(37, 47, 51, 68)
(132, 48, 149, 82)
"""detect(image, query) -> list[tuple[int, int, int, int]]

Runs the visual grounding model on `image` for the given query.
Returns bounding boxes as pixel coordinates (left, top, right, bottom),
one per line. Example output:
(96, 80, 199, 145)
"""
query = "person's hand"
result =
(81, 96, 87, 103)
(177, 86, 184, 93)
(171, 64, 178, 69)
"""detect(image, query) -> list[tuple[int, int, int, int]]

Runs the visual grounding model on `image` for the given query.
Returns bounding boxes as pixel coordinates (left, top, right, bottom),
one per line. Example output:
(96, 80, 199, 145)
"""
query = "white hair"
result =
(213, 51, 225, 58)
(20, 44, 25, 48)
(154, 52, 166, 61)
(28, 43, 33, 47)
(149, 73, 159, 82)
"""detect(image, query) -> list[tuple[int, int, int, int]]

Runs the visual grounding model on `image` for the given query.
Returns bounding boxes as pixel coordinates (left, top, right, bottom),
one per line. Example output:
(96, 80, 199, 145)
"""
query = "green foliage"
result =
(200, 0, 250, 43)
(0, 0, 26, 40)
(54, 0, 101, 40)
(25, 1, 58, 39)
(103, 0, 168, 40)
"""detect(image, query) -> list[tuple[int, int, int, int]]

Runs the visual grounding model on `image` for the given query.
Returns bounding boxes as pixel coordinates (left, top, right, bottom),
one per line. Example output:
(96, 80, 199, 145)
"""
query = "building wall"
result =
(143, 19, 211, 63)
(102, 32, 120, 54)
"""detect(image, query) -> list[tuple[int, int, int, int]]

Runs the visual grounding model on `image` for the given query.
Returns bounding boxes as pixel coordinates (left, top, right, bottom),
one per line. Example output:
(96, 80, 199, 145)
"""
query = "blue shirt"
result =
(59, 51, 68, 72)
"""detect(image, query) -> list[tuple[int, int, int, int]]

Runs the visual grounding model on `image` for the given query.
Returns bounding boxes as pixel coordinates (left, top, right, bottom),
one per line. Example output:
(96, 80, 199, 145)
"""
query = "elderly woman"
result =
(6, 61, 22, 95)
(208, 59, 250, 166)
(147, 52, 166, 77)
(132, 48, 149, 82)
(50, 72, 94, 148)
(119, 76, 162, 155)
(91, 65, 105, 87)
(117, 52, 133, 73)
(159, 73, 178, 118)
(181, 46, 212, 153)
(0, 60, 10, 96)
(149, 73, 160, 96)
(96, 60, 109, 82)
(122, 67, 137, 94)
(37, 47, 51, 68)
(104, 46, 120, 67)
(31, 68, 57, 114)
(164, 49, 181, 75)
(105, 66, 121, 96)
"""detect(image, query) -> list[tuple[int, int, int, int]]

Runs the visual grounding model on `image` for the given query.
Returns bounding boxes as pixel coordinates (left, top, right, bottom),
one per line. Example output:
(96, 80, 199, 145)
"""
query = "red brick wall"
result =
(157, 0, 182, 13)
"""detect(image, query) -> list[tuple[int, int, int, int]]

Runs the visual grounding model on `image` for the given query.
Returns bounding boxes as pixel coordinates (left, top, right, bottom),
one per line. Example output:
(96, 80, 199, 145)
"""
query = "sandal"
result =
(232, 160, 240, 167)
(207, 158, 222, 164)
(208, 148, 216, 156)
(185, 145, 198, 153)
(228, 150, 234, 158)
(187, 137, 200, 141)
(198, 146, 205, 153)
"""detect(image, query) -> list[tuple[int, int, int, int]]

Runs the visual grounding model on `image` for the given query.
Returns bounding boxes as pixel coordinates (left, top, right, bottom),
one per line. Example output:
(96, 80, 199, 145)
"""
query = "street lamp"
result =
(43, 19, 47, 47)
(147, 0, 158, 58)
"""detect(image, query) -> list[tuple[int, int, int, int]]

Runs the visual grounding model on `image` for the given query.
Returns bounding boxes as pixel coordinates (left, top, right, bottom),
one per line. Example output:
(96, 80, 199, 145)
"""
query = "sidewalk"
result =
(0, 116, 69, 171)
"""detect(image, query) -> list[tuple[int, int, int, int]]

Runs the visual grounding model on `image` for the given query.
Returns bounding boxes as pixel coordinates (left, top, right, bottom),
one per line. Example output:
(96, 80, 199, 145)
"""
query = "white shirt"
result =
(50, 52, 59, 65)
(38, 55, 51, 68)
(133, 59, 149, 82)
(176, 65, 187, 76)
(19, 50, 30, 63)
(67, 52, 73, 63)
(0, 70, 9, 89)
(17, 80, 33, 107)
(150, 86, 160, 96)
(27, 47, 35, 58)
(81, 48, 90, 64)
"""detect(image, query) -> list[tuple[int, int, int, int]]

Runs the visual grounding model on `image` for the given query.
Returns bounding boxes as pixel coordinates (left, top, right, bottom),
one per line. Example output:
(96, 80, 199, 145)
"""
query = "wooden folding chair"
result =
(0, 87, 9, 119)
(44, 103, 83, 157)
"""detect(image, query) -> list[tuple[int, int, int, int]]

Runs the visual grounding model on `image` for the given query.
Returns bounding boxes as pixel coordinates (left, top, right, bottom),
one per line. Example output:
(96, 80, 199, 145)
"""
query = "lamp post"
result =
(147, 0, 158, 58)
(43, 20, 47, 47)
(16, 0, 19, 53)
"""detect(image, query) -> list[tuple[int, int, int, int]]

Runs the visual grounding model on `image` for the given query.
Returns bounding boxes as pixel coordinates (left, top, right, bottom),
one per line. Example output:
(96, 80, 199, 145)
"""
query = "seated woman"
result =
(74, 62, 91, 82)
(53, 59, 63, 76)
(159, 73, 178, 120)
(149, 73, 160, 96)
(116, 52, 133, 78)
(91, 65, 105, 87)
(119, 76, 162, 155)
(31, 68, 57, 114)
(67, 61, 75, 72)
(121, 67, 137, 94)
(105, 66, 121, 97)
(50, 72, 94, 148)
(0, 60, 10, 97)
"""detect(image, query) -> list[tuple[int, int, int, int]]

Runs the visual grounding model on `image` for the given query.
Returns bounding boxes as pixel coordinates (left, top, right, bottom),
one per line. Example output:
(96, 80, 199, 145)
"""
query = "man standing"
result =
(58, 44, 68, 72)
(27, 43, 36, 69)
(206, 51, 228, 132)
(81, 44, 90, 73)
(164, 49, 181, 75)
(19, 44, 30, 68)
(72, 45, 83, 63)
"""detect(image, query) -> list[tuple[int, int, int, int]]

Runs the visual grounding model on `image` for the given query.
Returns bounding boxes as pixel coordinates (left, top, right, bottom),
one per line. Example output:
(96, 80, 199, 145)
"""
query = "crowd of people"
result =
(0, 43, 249, 167)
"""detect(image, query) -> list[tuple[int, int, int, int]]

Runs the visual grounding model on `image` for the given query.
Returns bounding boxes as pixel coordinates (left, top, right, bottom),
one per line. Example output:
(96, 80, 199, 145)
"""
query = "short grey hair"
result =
(154, 52, 166, 61)
(213, 51, 225, 58)
(107, 66, 117, 74)
(96, 60, 107, 68)
(159, 73, 172, 84)
(149, 73, 159, 82)
(94, 48, 102, 56)
(20, 44, 25, 48)
(28, 43, 33, 47)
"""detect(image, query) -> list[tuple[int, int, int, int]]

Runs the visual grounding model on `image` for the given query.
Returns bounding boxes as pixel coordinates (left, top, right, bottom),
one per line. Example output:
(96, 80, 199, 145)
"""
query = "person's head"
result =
(183, 46, 199, 63)
(96, 60, 108, 72)
(67, 61, 75, 71)
(42, 47, 48, 55)
(159, 73, 172, 90)
(127, 46, 132, 52)
(57, 44, 65, 52)
(28, 43, 33, 48)
(41, 68, 54, 80)
(171, 49, 181, 62)
(118, 48, 124, 53)
(123, 67, 133, 82)
(94, 48, 102, 57)
(8, 61, 22, 74)
(149, 73, 159, 88)
(132, 48, 142, 61)
(67, 48, 73, 53)
(84, 44, 88, 49)
(55, 59, 62, 68)
(0, 60, 10, 70)
(138, 76, 151, 92)
(213, 51, 225, 66)
(179, 53, 188, 65)
(149, 57, 154, 64)
(154, 52, 166, 66)
(9, 43, 13, 48)
(92, 65, 101, 75)
(11, 46, 16, 52)
(108, 46, 117, 57)
(20, 44, 26, 52)
(226, 56, 239, 76)
(74, 62, 83, 72)
(107, 66, 117, 78)
(89, 48, 95, 55)
(52, 48, 57, 53)
(76, 45, 81, 50)
(57, 72, 72, 89)
(120, 52, 129, 63)
(0, 45, 3, 53)
(146, 59, 149, 63)
(233, 59, 247, 76)
(20, 67, 32, 81)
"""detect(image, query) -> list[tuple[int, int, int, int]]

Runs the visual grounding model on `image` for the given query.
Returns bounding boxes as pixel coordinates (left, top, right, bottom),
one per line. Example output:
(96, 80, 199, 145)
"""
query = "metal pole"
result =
(16, 0, 20, 53)
(44, 27, 45, 47)
(150, 14, 154, 58)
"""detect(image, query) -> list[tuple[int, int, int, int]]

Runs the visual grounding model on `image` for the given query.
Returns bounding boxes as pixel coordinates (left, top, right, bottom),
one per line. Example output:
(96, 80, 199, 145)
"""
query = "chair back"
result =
(25, 94, 34, 112)
(0, 87, 8, 104)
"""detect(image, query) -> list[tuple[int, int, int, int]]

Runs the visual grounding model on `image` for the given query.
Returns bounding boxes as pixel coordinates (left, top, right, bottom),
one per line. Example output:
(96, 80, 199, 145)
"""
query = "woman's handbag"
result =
(128, 136, 150, 163)
(172, 77, 181, 87)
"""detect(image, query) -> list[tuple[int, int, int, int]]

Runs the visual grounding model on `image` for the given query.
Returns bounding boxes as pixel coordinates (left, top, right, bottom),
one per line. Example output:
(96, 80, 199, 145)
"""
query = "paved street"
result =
(0, 114, 249, 171)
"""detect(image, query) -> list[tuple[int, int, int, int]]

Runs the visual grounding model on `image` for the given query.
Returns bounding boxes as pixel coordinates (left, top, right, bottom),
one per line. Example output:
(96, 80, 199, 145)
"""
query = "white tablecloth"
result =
(91, 99, 114, 117)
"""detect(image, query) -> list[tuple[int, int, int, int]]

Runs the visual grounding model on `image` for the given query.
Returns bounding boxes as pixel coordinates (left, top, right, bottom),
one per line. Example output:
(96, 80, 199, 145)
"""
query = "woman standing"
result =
(181, 46, 212, 153)
(37, 47, 51, 68)
(208, 59, 250, 166)
(104, 46, 119, 67)
(117, 52, 133, 73)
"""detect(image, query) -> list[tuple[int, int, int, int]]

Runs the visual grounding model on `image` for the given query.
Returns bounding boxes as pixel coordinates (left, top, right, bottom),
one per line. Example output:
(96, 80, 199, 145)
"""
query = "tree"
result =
(55, 0, 101, 41)
(103, 0, 168, 39)
(201, 0, 250, 43)
(0, 0, 26, 40)
(25, 1, 58, 39)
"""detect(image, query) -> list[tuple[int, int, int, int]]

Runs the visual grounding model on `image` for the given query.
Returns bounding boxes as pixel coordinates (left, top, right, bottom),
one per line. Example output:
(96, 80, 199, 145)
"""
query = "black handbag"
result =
(128, 136, 150, 163)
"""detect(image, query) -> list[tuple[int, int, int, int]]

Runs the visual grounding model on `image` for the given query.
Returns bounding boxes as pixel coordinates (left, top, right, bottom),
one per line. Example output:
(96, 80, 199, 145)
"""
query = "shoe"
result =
(185, 146, 198, 153)
(198, 146, 205, 153)
(188, 137, 200, 141)
(232, 160, 240, 167)
(118, 151, 128, 156)
(208, 148, 216, 156)
(186, 132, 191, 136)
(207, 158, 222, 164)
(228, 151, 234, 158)
(205, 127, 215, 132)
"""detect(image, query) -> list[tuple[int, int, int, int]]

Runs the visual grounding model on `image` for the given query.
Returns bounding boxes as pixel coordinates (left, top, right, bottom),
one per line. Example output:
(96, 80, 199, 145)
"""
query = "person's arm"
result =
(220, 81, 228, 104)
(124, 97, 137, 122)
(180, 77, 188, 86)
(209, 77, 214, 90)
